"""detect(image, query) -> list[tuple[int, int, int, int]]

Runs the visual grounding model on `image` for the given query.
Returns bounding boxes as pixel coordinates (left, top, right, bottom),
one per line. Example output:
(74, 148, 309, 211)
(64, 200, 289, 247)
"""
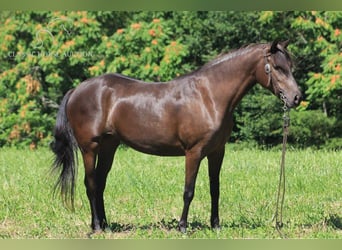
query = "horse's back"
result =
(66, 74, 178, 151)
(67, 73, 151, 111)
(74, 73, 142, 92)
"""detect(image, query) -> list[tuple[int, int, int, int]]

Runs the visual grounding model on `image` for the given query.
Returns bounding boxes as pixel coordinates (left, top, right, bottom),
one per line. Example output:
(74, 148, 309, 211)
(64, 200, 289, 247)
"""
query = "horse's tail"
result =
(50, 89, 78, 209)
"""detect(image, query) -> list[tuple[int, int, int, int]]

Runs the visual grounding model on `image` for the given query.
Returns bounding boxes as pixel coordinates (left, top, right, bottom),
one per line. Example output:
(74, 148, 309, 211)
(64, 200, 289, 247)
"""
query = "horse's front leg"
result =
(178, 149, 202, 233)
(207, 147, 225, 229)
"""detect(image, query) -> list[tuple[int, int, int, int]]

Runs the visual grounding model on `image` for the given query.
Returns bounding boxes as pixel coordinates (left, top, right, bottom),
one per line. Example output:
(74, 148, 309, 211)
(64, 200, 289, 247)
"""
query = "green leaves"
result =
(0, 11, 102, 147)
(97, 18, 189, 81)
(291, 11, 341, 111)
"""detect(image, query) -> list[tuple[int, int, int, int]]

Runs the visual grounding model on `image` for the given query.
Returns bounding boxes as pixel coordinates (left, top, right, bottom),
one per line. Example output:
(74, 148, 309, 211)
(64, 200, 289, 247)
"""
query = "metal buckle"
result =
(265, 63, 271, 74)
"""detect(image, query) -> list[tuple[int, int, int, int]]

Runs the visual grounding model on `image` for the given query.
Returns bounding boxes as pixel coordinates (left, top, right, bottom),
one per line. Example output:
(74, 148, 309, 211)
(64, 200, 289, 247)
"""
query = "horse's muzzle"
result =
(293, 93, 302, 107)
(288, 92, 302, 108)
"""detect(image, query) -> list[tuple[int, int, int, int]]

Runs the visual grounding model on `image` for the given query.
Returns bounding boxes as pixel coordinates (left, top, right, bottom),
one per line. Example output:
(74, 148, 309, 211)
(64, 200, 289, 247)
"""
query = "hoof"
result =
(212, 224, 221, 231)
(87, 228, 103, 238)
(103, 226, 112, 233)
(211, 218, 220, 230)
(93, 227, 104, 234)
(178, 221, 187, 234)
(179, 226, 187, 234)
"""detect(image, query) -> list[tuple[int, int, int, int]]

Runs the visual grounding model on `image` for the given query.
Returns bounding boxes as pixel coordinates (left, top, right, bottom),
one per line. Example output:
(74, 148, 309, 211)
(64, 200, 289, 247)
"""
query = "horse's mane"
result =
(173, 42, 294, 81)
(199, 43, 262, 70)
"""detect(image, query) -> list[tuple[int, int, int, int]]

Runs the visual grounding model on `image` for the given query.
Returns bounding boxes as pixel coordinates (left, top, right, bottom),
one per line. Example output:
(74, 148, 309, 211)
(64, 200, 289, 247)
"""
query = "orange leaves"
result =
(80, 17, 89, 24)
(99, 59, 105, 67)
(61, 40, 75, 51)
(299, 101, 309, 109)
(116, 28, 124, 34)
(315, 17, 328, 28)
(23, 75, 41, 95)
(317, 36, 325, 42)
(9, 125, 21, 140)
(313, 73, 322, 79)
(170, 41, 178, 47)
(329, 75, 340, 87)
(131, 22, 142, 30)
(4, 34, 14, 42)
(88, 60, 106, 76)
(148, 29, 156, 37)
(164, 40, 183, 58)
(88, 65, 99, 75)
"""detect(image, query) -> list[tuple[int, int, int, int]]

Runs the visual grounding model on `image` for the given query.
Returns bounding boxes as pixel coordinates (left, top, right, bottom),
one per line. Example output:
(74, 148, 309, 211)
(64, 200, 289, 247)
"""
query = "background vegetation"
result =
(0, 11, 341, 149)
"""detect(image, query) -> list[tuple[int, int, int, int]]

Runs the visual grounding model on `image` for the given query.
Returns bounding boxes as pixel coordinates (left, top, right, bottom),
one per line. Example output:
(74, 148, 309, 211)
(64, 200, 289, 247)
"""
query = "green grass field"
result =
(0, 145, 341, 239)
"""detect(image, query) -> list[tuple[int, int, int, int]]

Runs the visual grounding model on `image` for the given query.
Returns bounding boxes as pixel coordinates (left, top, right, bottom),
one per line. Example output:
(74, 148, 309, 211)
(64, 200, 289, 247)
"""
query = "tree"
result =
(0, 11, 125, 147)
(292, 12, 341, 118)
(0, 11, 189, 148)
(93, 17, 189, 81)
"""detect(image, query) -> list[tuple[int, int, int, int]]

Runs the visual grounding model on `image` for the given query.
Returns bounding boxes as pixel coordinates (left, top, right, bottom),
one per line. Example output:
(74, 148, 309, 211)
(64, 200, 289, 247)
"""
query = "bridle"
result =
(263, 47, 290, 238)
(263, 49, 273, 88)
(263, 48, 289, 107)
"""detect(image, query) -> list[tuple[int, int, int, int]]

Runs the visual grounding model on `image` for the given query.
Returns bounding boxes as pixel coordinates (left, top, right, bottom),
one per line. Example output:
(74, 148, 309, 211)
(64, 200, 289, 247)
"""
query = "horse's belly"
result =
(122, 138, 185, 156)
(109, 99, 185, 156)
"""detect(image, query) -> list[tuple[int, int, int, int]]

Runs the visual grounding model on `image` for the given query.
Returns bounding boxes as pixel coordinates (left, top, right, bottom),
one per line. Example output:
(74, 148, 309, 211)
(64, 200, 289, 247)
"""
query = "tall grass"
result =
(0, 145, 341, 238)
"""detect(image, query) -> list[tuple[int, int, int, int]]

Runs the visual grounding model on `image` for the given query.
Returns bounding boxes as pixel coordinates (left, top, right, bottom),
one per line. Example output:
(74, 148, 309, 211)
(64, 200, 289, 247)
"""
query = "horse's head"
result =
(257, 40, 302, 108)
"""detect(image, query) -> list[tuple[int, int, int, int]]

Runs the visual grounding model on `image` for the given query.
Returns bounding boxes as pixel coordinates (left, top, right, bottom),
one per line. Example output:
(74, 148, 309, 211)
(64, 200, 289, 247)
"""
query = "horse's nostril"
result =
(294, 94, 301, 105)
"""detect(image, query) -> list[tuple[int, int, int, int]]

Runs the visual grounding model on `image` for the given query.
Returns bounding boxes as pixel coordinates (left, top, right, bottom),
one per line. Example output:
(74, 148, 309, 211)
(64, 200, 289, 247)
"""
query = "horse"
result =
(51, 40, 302, 233)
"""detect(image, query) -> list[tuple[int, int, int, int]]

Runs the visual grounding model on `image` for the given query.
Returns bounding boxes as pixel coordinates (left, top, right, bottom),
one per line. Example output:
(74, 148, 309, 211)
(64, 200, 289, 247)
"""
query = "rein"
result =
(263, 49, 290, 238)
(273, 93, 290, 238)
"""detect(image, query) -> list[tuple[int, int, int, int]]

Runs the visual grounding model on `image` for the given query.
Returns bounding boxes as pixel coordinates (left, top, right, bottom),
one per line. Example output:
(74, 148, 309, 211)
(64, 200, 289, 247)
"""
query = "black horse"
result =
(51, 40, 302, 233)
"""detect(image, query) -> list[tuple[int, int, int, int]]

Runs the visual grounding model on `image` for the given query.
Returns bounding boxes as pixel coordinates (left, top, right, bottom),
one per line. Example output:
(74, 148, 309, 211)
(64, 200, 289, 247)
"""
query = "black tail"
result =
(51, 89, 78, 208)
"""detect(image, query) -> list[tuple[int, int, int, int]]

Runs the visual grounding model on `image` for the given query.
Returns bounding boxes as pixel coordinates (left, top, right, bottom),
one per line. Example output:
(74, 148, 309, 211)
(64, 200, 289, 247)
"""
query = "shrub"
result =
(289, 110, 336, 148)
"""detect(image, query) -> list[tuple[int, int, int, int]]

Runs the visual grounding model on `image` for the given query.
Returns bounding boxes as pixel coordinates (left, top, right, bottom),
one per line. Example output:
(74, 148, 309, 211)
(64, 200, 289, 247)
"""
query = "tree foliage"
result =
(0, 11, 341, 149)
(291, 11, 341, 116)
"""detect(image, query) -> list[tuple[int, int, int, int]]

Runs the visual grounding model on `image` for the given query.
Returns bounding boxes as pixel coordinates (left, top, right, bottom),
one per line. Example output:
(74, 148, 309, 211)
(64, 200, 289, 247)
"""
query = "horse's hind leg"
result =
(83, 137, 119, 231)
(82, 146, 99, 231)
(94, 137, 120, 230)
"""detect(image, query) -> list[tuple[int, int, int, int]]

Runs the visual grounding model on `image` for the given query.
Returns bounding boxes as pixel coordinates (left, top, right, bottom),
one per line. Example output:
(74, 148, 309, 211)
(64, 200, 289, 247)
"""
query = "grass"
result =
(0, 145, 341, 238)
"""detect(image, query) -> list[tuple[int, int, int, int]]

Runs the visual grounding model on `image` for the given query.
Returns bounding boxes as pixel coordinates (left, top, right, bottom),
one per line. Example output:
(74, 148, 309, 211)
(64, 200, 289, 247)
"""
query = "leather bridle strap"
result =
(264, 50, 272, 87)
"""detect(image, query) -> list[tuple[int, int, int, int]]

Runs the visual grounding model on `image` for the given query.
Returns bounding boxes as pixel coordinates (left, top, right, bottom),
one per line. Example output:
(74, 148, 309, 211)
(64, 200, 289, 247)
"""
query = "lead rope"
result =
(273, 92, 290, 238)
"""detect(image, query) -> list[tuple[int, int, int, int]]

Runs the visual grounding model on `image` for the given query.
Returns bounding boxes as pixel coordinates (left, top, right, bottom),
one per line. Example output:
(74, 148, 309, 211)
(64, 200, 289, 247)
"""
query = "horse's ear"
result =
(270, 40, 279, 54)
(280, 40, 290, 49)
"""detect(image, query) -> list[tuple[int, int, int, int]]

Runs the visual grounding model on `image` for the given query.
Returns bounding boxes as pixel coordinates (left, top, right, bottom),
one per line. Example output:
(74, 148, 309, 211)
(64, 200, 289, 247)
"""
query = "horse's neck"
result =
(202, 48, 262, 116)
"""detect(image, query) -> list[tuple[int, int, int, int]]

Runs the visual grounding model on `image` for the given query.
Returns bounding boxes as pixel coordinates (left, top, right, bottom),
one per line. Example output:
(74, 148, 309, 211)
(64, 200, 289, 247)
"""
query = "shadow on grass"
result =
(87, 213, 342, 238)
(107, 218, 269, 233)
(108, 218, 211, 234)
